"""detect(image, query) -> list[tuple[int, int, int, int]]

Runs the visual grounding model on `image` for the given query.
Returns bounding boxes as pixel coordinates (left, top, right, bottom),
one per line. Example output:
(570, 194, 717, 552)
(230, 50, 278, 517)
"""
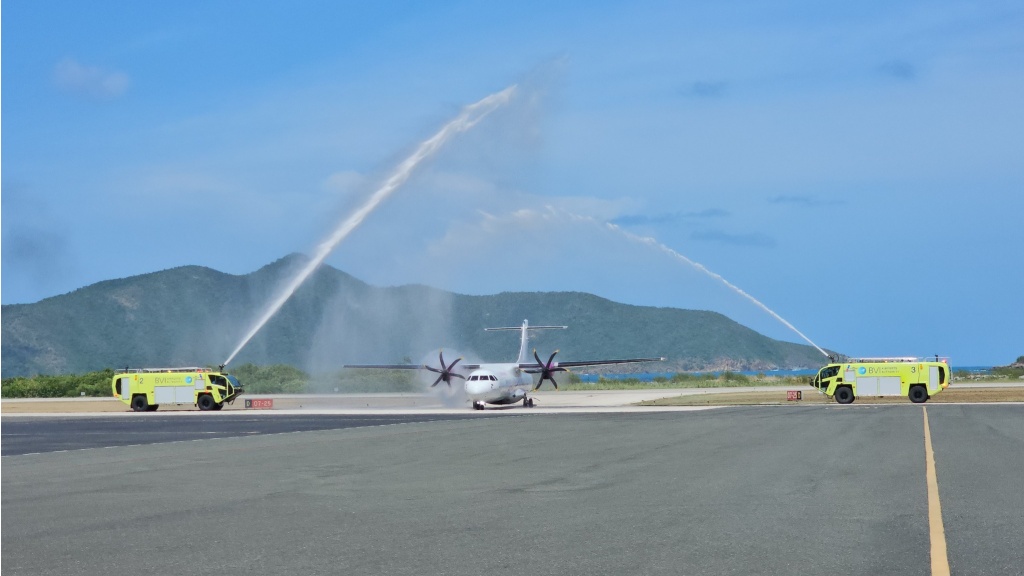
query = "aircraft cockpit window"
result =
(489, 375, 498, 381)
(469, 375, 478, 381)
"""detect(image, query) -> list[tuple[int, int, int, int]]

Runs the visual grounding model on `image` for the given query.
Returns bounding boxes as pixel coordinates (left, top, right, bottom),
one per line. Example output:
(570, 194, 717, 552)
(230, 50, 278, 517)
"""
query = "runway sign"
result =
(787, 390, 802, 401)
(245, 398, 274, 410)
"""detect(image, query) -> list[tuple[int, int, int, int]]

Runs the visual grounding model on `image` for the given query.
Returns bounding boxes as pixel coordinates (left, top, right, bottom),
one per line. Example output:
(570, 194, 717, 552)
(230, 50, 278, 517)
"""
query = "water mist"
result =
(224, 85, 518, 366)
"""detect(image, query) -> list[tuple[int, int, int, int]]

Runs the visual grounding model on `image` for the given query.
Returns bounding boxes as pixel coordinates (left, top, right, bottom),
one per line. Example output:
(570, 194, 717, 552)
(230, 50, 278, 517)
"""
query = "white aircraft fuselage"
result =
(464, 364, 536, 406)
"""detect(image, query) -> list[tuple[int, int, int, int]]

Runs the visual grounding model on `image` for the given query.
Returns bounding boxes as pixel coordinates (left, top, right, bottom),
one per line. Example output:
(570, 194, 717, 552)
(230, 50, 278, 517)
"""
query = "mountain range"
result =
(1, 254, 833, 377)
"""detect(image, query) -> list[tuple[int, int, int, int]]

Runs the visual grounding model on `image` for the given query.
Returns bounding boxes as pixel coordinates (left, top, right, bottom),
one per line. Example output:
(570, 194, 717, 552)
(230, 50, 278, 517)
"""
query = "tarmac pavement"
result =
(3, 404, 1022, 575)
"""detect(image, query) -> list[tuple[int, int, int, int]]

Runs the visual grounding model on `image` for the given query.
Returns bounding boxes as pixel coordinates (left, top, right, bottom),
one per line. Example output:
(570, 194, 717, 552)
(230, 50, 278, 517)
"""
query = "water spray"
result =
(223, 85, 518, 366)
(556, 208, 831, 358)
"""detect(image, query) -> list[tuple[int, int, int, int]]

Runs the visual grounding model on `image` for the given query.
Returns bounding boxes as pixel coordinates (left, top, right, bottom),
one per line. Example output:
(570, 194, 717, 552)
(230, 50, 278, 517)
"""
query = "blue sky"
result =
(3, 1, 1022, 365)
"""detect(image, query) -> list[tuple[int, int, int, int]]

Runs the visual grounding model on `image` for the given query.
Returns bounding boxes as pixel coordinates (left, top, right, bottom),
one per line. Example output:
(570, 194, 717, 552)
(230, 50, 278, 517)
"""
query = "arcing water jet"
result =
(224, 85, 518, 366)
(557, 208, 831, 358)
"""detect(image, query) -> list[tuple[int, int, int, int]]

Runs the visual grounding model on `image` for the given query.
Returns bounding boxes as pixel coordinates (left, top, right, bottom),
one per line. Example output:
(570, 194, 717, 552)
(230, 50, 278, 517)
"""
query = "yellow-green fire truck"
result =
(112, 367, 243, 412)
(810, 357, 950, 404)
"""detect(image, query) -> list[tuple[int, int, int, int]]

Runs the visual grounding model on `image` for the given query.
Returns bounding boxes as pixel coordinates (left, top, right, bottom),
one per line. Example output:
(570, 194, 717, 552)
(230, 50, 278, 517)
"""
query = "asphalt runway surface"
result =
(0, 413, 487, 457)
(3, 405, 1022, 575)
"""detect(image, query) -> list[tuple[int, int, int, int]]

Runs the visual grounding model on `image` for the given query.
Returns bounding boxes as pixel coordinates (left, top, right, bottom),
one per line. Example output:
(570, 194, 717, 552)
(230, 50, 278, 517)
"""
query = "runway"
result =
(0, 413, 489, 457)
(3, 404, 1022, 575)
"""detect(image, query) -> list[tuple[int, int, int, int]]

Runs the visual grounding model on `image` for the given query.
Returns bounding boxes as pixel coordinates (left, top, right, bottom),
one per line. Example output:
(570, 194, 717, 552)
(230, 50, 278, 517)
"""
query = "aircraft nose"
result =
(464, 380, 490, 398)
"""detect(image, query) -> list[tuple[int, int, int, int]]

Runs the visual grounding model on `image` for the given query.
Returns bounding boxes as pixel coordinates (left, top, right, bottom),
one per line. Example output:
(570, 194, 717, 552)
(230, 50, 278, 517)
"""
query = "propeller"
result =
(533, 349, 567, 390)
(425, 350, 465, 388)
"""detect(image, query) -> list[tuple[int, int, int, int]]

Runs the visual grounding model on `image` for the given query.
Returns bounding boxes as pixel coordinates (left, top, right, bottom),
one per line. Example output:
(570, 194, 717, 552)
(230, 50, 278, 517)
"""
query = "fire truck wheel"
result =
(197, 394, 216, 411)
(211, 402, 224, 411)
(130, 395, 148, 412)
(834, 386, 855, 405)
(908, 385, 929, 404)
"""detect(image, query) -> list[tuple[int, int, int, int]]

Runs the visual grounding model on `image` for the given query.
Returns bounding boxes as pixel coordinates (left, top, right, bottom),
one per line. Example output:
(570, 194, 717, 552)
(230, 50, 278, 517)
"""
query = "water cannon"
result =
(219, 364, 226, 372)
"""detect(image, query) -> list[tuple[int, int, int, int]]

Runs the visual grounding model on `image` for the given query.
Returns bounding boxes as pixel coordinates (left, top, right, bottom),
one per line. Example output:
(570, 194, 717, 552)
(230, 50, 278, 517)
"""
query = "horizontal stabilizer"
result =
(484, 325, 567, 331)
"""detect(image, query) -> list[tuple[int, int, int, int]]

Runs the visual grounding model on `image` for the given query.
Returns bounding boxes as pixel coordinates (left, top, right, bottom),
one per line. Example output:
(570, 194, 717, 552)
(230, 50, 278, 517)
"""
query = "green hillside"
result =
(1, 254, 832, 377)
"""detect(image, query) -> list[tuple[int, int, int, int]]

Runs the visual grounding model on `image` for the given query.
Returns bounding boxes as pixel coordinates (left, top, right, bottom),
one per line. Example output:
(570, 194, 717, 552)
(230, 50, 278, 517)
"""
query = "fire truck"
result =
(810, 357, 950, 404)
(112, 367, 243, 412)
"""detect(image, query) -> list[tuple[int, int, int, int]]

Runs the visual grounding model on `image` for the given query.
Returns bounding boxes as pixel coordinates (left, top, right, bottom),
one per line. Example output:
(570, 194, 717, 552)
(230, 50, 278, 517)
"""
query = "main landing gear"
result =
(471, 398, 538, 410)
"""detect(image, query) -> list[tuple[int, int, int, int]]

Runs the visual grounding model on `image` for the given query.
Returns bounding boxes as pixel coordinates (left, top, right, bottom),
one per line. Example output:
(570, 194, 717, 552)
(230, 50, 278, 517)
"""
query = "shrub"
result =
(718, 371, 750, 384)
(1, 369, 115, 398)
(229, 363, 310, 394)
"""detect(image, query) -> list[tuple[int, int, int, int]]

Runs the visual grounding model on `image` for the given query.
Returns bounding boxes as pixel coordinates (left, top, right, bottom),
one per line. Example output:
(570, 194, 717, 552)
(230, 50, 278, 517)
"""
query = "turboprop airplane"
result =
(344, 320, 664, 410)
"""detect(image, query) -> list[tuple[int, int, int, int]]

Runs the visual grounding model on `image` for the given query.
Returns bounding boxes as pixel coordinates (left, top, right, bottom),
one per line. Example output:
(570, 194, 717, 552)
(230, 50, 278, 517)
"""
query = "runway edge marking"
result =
(923, 407, 951, 576)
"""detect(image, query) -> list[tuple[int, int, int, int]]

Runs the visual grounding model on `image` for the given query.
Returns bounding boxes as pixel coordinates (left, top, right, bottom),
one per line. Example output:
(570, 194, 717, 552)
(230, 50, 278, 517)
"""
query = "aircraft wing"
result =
(344, 363, 482, 370)
(518, 357, 665, 372)
(343, 364, 421, 370)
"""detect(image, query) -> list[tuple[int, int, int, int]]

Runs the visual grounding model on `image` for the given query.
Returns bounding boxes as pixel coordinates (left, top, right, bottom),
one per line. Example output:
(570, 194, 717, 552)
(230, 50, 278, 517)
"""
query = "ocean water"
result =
(954, 366, 994, 375)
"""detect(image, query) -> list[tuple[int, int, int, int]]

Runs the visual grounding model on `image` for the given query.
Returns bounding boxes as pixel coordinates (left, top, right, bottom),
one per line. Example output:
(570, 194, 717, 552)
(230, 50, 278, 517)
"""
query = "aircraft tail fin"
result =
(485, 319, 567, 364)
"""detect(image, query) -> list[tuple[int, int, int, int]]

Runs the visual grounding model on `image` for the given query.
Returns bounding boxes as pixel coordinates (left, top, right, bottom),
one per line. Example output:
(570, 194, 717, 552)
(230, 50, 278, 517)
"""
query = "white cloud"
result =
(53, 58, 130, 100)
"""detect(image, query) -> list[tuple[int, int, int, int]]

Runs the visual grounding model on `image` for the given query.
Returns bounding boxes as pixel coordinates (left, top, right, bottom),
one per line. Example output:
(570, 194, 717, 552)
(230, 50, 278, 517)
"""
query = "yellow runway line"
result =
(923, 407, 951, 576)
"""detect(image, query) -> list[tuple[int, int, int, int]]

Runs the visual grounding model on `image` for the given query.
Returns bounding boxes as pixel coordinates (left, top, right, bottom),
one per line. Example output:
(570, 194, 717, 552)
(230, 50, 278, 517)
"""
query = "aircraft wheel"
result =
(130, 395, 148, 412)
(834, 386, 855, 405)
(908, 385, 929, 404)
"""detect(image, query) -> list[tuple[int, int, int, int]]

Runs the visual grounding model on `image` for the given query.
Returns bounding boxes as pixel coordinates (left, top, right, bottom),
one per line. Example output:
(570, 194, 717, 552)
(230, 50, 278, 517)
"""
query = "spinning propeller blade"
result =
(425, 350, 465, 387)
(532, 349, 567, 390)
